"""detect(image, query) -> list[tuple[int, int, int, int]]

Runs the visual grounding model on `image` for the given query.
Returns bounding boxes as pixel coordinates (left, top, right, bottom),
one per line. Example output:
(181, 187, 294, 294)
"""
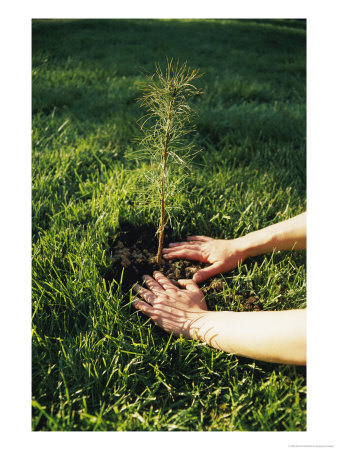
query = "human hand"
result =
(162, 236, 247, 283)
(132, 271, 208, 338)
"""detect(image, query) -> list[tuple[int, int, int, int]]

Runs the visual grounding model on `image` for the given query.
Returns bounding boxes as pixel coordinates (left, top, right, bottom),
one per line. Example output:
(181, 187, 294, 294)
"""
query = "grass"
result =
(32, 19, 306, 431)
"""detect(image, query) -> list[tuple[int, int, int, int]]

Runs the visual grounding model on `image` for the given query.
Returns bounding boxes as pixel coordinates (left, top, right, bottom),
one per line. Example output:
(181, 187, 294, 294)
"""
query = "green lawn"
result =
(32, 19, 306, 431)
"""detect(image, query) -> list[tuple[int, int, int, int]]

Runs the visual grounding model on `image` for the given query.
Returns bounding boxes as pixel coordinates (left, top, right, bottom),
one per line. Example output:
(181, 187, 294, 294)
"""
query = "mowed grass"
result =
(32, 19, 306, 431)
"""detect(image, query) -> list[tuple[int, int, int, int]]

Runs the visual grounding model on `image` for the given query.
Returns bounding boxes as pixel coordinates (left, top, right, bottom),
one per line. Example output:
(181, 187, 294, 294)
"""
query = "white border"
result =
(1, 1, 337, 448)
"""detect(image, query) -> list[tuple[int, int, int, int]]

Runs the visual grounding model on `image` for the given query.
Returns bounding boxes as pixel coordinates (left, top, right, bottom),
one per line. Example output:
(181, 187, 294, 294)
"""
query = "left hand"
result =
(132, 271, 208, 338)
(162, 236, 247, 283)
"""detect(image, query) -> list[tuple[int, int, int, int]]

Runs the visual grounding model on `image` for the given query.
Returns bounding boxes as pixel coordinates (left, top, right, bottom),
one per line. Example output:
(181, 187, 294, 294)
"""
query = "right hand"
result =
(162, 235, 247, 283)
(132, 271, 208, 339)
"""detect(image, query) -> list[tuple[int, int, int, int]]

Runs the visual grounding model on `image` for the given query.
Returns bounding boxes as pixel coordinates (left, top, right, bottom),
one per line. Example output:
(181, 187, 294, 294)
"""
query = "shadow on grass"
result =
(32, 18, 306, 194)
(32, 18, 306, 118)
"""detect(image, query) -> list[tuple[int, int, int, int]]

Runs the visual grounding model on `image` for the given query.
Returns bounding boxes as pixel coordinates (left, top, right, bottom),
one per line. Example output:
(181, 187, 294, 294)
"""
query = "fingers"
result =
(163, 247, 203, 261)
(177, 279, 202, 293)
(166, 235, 212, 244)
(132, 298, 154, 316)
(192, 262, 224, 283)
(133, 272, 178, 307)
(162, 236, 211, 261)
(166, 241, 191, 248)
(133, 300, 187, 336)
(153, 271, 178, 291)
(187, 235, 213, 242)
(142, 274, 164, 293)
(163, 242, 200, 252)
(132, 284, 157, 304)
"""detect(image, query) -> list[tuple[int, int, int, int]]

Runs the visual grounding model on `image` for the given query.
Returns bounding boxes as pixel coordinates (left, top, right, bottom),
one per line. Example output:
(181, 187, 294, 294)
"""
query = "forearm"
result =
(237, 212, 306, 258)
(190, 309, 306, 365)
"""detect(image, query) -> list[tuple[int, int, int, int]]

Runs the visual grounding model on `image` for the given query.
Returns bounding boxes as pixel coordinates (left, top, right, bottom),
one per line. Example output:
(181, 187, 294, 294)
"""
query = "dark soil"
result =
(106, 222, 263, 312)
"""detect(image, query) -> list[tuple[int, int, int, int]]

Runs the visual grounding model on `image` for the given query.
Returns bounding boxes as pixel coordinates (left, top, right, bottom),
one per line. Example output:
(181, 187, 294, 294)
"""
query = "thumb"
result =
(193, 262, 224, 283)
(177, 279, 201, 293)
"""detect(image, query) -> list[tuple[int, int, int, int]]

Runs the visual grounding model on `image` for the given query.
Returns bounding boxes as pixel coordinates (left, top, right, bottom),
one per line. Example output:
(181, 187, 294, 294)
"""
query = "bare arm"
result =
(132, 272, 306, 365)
(240, 212, 306, 257)
(163, 212, 306, 282)
(193, 309, 306, 365)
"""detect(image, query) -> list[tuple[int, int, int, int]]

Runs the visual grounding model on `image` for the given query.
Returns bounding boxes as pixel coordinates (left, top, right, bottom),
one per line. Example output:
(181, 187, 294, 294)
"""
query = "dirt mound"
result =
(106, 222, 262, 311)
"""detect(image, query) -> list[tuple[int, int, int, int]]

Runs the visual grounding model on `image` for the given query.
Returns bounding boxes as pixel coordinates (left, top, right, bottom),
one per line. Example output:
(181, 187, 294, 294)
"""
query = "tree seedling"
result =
(134, 59, 203, 265)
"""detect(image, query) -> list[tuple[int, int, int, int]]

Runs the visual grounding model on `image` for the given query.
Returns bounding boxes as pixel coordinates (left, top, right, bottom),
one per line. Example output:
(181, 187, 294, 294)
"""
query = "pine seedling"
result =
(134, 59, 203, 265)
